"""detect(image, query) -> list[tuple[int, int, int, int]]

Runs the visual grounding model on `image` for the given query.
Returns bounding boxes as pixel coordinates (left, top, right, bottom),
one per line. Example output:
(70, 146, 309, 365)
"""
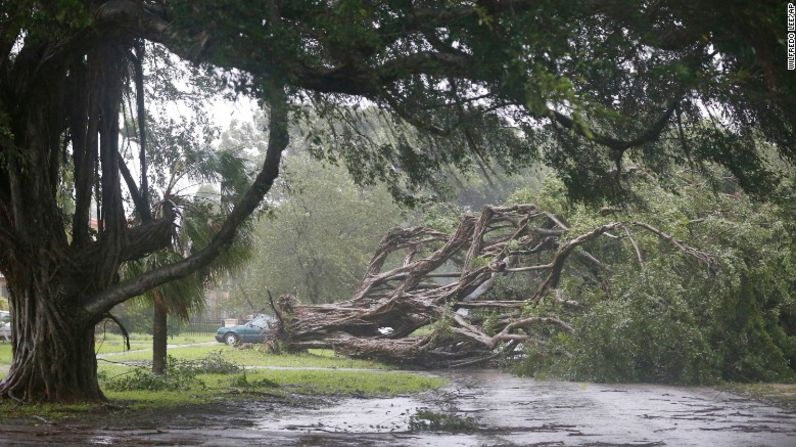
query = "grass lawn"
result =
(104, 369, 444, 407)
(0, 343, 10, 365)
(0, 332, 446, 420)
(100, 344, 388, 369)
(3, 332, 386, 369)
(94, 332, 218, 354)
(0, 332, 221, 362)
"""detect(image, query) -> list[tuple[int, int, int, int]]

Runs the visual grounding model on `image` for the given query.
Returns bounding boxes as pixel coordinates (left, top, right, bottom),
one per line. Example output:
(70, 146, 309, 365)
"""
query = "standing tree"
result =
(0, 1, 791, 402)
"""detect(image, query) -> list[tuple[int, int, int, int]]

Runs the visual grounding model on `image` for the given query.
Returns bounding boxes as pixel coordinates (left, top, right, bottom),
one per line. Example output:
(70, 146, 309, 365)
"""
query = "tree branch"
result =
(132, 39, 151, 221)
(529, 222, 622, 302)
(551, 99, 679, 151)
(118, 154, 150, 222)
(70, 60, 99, 247)
(118, 218, 175, 262)
(622, 225, 644, 267)
(630, 221, 716, 266)
(84, 84, 289, 316)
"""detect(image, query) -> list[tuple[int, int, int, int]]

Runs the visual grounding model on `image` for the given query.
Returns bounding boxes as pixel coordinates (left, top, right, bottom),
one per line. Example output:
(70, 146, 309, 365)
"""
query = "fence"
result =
(180, 318, 223, 336)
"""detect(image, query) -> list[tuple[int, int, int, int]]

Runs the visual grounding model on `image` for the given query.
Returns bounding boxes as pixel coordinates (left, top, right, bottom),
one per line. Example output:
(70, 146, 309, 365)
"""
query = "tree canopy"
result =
(160, 0, 793, 200)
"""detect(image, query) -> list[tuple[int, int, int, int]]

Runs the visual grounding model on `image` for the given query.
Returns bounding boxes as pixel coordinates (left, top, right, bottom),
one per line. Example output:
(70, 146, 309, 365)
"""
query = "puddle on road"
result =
(1, 369, 795, 446)
(256, 396, 422, 433)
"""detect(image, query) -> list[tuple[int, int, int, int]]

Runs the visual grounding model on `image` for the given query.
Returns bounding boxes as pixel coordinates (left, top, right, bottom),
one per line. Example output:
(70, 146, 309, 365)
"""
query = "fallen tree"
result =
(268, 204, 715, 367)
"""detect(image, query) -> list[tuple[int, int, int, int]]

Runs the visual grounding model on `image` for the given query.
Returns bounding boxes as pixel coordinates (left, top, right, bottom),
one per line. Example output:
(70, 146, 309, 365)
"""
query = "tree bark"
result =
(0, 275, 102, 402)
(152, 295, 168, 375)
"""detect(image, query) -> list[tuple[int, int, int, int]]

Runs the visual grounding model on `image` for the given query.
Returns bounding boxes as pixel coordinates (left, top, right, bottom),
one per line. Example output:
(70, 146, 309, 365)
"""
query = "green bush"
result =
(103, 352, 245, 391)
(562, 266, 721, 384)
(179, 350, 242, 374)
(512, 170, 796, 385)
(104, 360, 204, 392)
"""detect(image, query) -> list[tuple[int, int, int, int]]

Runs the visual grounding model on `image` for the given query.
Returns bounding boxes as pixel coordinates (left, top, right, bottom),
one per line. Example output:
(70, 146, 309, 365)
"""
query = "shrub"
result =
(104, 359, 204, 392)
(179, 350, 242, 374)
(563, 270, 721, 384)
(512, 169, 796, 385)
(103, 352, 246, 392)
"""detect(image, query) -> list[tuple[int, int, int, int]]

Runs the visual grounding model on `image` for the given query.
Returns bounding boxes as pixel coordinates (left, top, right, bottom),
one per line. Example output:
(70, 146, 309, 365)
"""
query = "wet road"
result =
(0, 370, 793, 446)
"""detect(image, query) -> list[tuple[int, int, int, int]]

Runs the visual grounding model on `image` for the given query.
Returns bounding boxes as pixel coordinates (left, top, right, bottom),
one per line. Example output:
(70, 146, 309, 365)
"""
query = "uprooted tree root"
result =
(267, 204, 715, 367)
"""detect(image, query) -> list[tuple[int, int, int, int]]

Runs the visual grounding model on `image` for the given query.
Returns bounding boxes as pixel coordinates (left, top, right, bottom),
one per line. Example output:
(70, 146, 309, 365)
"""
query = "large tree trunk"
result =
(0, 276, 103, 402)
(152, 296, 168, 375)
(0, 42, 126, 402)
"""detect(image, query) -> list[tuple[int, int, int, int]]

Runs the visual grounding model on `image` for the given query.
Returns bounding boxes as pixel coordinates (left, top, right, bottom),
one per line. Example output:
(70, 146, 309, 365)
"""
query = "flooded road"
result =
(0, 370, 793, 446)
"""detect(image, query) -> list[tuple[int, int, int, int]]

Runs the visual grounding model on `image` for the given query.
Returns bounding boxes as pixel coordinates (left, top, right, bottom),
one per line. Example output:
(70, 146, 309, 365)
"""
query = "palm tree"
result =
(118, 67, 255, 372)
(124, 192, 252, 373)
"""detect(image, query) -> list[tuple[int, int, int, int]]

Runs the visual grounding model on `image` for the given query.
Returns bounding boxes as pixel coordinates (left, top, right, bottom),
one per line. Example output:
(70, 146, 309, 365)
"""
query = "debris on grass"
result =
(408, 408, 479, 432)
